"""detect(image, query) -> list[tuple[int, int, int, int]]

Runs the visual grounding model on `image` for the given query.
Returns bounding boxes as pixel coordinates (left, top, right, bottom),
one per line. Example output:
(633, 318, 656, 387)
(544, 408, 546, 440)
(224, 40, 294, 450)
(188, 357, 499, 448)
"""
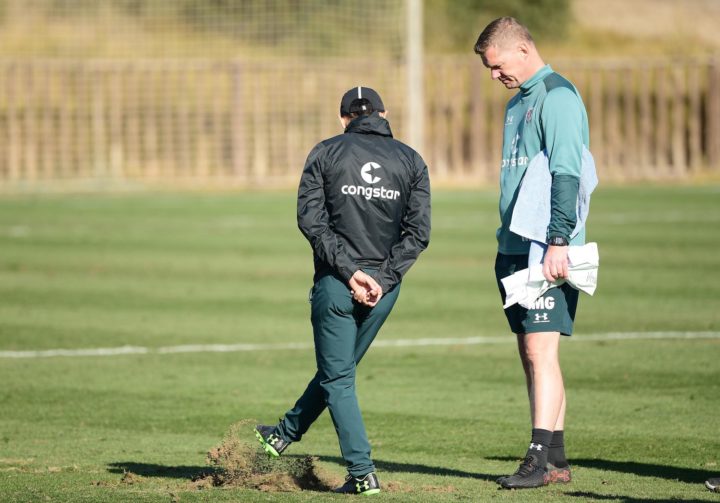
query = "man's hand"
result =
(542, 245, 569, 283)
(350, 284, 369, 304)
(349, 270, 383, 307)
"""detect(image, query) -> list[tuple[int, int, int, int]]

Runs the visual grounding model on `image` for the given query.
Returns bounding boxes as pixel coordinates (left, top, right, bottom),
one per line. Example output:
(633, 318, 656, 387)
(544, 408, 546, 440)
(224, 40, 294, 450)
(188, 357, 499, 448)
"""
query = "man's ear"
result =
(379, 110, 388, 118)
(517, 42, 530, 60)
(339, 114, 350, 128)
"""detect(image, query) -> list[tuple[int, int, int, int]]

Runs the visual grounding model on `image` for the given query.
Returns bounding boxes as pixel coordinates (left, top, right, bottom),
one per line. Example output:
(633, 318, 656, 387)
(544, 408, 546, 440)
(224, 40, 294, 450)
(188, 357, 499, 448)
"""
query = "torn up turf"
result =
(197, 420, 336, 492)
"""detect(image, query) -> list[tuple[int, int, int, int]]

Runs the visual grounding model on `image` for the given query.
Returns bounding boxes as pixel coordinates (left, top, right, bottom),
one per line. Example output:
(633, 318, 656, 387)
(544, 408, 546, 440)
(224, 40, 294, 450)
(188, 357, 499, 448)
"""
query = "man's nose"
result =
(491, 69, 501, 80)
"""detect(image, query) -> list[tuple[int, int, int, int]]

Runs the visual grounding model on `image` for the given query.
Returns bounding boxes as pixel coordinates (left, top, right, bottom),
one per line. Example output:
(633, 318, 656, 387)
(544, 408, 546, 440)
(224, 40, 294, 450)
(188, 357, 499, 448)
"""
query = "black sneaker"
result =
(706, 477, 720, 492)
(333, 472, 381, 495)
(499, 454, 548, 489)
(254, 424, 290, 457)
(498, 461, 570, 485)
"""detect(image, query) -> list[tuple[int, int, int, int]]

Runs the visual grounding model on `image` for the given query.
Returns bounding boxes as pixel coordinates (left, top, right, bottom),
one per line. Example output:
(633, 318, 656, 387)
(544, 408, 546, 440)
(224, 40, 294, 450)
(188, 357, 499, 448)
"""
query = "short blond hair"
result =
(473, 17, 534, 56)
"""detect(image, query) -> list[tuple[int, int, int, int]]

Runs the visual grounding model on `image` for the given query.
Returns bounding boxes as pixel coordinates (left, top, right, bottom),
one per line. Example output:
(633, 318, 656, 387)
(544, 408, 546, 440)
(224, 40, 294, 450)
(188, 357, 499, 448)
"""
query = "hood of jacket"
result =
(344, 112, 393, 138)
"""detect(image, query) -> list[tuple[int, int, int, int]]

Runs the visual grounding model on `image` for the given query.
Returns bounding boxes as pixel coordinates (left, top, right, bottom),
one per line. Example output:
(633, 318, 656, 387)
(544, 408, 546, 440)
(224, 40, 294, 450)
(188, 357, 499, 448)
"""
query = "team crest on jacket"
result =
(525, 107, 534, 123)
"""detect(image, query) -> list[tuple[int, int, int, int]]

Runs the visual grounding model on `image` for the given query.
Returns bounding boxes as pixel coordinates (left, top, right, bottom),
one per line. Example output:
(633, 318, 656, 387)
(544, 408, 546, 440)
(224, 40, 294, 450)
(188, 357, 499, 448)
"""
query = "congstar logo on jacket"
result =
(361, 161, 382, 184)
(342, 162, 400, 201)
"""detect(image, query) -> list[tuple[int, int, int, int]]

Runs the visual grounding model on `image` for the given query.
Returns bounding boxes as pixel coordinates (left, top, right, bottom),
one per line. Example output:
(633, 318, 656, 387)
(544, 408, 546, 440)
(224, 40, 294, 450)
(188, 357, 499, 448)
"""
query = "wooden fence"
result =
(0, 56, 718, 187)
(428, 56, 720, 182)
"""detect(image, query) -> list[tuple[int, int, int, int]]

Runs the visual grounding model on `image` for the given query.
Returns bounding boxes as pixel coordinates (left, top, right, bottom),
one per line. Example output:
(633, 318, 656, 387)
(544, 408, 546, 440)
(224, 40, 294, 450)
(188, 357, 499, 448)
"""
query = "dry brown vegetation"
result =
(195, 421, 338, 493)
(547, 0, 720, 57)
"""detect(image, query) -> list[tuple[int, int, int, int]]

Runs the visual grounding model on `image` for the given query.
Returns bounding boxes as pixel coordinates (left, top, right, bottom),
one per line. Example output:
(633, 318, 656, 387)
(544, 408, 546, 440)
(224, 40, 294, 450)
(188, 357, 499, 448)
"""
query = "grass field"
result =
(0, 185, 719, 502)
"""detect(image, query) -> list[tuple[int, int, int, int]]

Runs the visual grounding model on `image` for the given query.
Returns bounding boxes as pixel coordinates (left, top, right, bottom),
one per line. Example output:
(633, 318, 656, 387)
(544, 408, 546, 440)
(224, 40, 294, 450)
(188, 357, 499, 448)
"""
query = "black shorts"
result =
(494, 253, 579, 336)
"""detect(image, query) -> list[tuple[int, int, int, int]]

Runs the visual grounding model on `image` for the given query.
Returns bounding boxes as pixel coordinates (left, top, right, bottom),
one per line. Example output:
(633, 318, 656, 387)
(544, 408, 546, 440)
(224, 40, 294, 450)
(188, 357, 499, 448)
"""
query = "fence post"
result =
(41, 63, 55, 179)
(231, 61, 246, 180)
(160, 64, 176, 179)
(194, 67, 209, 179)
(91, 65, 106, 179)
(448, 62, 464, 177)
(6, 63, 21, 180)
(708, 58, 720, 170)
(26, 64, 39, 181)
(687, 63, 702, 172)
(604, 70, 620, 178)
(76, 65, 90, 179)
(654, 65, 669, 175)
(251, 70, 267, 181)
(125, 64, 140, 178)
(211, 64, 226, 179)
(670, 66, 687, 176)
(638, 66, 652, 177)
(177, 67, 192, 179)
(59, 64, 73, 179)
(588, 68, 604, 177)
(432, 61, 448, 179)
(488, 80, 504, 181)
(109, 65, 124, 179)
(470, 60, 486, 181)
(143, 66, 160, 178)
(622, 66, 638, 178)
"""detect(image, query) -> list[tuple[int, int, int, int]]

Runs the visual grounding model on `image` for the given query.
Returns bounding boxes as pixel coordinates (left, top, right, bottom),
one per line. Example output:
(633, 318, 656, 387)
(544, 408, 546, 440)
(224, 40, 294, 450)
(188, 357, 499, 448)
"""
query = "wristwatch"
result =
(547, 236, 568, 246)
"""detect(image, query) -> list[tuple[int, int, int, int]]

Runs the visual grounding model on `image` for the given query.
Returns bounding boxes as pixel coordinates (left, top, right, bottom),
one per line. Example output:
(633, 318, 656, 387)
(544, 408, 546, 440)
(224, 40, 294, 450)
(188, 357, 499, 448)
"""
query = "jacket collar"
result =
(520, 65, 553, 96)
(344, 112, 393, 137)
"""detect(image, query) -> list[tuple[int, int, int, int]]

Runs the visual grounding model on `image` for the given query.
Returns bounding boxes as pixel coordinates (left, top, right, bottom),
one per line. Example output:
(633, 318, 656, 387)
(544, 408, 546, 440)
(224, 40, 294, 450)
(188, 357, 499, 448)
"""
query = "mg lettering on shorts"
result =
(531, 296, 555, 310)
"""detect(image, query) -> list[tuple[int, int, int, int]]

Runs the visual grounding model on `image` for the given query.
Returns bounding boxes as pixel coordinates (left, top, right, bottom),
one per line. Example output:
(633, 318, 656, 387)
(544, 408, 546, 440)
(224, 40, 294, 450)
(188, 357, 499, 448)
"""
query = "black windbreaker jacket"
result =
(297, 112, 431, 292)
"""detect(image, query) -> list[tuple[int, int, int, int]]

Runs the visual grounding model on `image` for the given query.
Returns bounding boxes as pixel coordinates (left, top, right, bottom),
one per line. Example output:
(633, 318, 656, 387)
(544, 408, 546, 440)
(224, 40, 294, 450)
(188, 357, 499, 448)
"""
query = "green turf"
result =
(0, 186, 719, 502)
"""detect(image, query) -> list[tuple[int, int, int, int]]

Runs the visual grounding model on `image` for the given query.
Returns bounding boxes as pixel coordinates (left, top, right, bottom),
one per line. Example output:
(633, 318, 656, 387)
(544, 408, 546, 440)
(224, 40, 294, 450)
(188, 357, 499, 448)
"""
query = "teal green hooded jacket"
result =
(497, 65, 589, 254)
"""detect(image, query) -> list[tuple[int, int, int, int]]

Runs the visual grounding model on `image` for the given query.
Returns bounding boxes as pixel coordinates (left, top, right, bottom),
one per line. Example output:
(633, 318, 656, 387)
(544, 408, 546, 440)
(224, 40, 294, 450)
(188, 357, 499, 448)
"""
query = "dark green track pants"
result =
(276, 272, 400, 477)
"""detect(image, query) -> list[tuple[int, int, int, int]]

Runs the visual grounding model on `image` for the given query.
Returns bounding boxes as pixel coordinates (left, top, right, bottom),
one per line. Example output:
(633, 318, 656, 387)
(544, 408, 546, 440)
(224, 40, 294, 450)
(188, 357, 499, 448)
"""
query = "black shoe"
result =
(499, 454, 548, 489)
(333, 472, 381, 495)
(706, 477, 720, 492)
(497, 461, 569, 485)
(254, 424, 290, 457)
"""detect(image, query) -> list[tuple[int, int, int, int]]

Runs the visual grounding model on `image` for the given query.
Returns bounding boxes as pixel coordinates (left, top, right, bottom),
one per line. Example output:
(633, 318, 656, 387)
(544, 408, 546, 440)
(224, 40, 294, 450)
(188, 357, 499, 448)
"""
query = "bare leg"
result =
(520, 331, 564, 430)
(516, 333, 534, 425)
(499, 331, 566, 489)
(554, 388, 566, 432)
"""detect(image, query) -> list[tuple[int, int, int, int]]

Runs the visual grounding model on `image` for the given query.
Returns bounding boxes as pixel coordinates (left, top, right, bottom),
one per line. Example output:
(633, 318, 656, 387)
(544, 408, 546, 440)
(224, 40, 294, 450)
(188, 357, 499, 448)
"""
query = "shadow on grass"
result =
(107, 462, 212, 479)
(487, 456, 712, 484)
(565, 491, 709, 503)
(109, 455, 501, 483)
(316, 455, 499, 481)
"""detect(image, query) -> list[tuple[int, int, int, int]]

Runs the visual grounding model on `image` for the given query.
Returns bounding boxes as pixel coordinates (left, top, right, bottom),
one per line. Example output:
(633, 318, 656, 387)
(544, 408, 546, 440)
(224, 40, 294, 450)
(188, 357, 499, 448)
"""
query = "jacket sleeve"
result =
(375, 155, 431, 292)
(296, 143, 360, 282)
(541, 88, 582, 242)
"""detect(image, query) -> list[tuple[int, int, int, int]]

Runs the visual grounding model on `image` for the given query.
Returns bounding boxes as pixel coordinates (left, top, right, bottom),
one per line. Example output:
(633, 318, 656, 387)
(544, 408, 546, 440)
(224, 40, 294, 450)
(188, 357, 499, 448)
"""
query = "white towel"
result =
(509, 147, 598, 244)
(501, 242, 599, 309)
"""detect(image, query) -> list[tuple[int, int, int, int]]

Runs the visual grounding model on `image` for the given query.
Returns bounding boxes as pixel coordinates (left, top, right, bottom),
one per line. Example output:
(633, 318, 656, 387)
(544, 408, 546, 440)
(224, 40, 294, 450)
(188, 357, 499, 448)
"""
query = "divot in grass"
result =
(119, 471, 142, 485)
(197, 420, 337, 492)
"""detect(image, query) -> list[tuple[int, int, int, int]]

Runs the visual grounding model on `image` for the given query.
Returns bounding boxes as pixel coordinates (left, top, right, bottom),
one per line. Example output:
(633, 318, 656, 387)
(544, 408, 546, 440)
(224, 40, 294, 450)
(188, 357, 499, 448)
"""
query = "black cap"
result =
(339, 86, 385, 116)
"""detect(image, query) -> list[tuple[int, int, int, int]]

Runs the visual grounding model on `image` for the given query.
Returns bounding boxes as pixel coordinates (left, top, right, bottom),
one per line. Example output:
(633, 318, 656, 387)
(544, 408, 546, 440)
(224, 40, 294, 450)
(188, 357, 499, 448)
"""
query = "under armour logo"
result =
(529, 443, 544, 451)
(356, 481, 370, 492)
(534, 313, 549, 322)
